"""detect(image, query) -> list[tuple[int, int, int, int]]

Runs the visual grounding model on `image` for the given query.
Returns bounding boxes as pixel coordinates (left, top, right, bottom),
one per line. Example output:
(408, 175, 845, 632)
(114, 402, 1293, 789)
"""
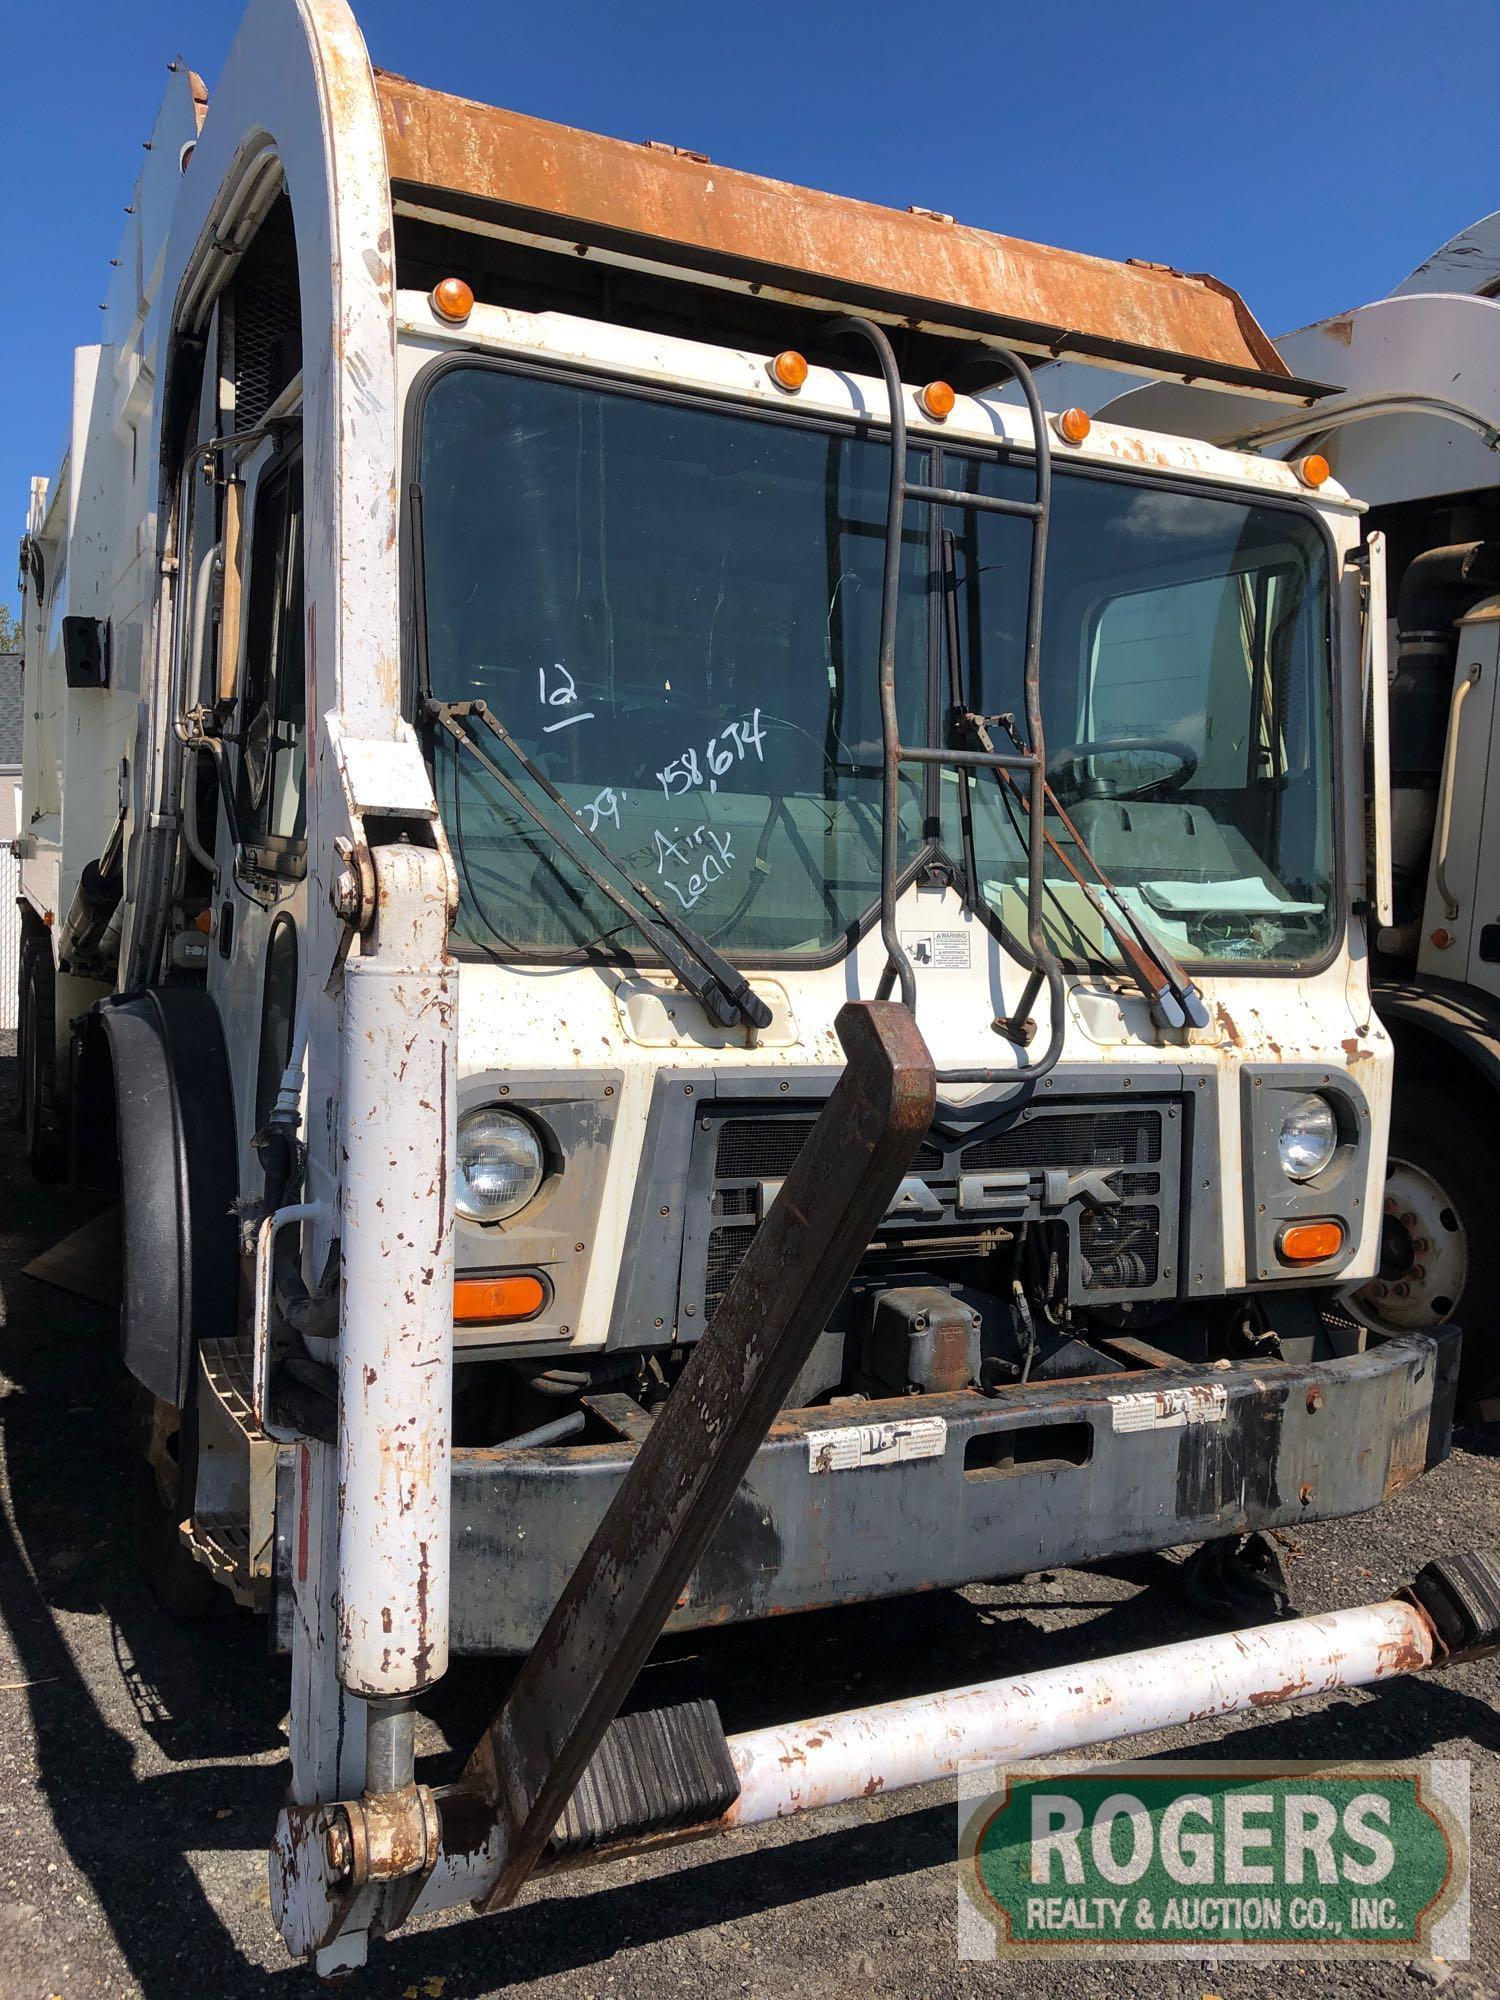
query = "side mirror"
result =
(1361, 529, 1394, 928)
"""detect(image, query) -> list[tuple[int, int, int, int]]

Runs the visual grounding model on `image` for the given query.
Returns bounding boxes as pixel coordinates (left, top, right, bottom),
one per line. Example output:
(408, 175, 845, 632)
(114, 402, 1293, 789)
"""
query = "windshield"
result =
(415, 362, 1336, 969)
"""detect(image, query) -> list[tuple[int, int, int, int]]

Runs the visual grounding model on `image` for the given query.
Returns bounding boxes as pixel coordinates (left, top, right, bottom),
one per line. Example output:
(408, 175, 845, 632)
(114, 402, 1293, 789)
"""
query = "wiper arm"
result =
(1037, 770, 1211, 1031)
(964, 710, 1209, 1032)
(424, 697, 772, 1032)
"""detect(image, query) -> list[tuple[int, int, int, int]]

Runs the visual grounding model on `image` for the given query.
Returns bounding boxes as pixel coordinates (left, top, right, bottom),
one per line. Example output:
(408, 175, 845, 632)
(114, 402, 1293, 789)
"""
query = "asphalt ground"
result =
(1, 1030, 1498, 2000)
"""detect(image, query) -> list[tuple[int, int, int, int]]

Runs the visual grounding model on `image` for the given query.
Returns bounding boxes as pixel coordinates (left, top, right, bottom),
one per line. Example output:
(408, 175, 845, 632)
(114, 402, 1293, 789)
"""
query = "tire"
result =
(131, 1388, 223, 1621)
(18, 937, 66, 1182)
(1348, 1077, 1500, 1402)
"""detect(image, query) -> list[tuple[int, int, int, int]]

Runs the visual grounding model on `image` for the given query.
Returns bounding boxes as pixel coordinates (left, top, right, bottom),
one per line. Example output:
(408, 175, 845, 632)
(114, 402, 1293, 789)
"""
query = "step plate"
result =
(548, 1699, 739, 1857)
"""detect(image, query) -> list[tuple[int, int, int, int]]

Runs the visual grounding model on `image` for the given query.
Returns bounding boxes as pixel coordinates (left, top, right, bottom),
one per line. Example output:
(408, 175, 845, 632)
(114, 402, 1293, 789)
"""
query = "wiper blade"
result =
(1039, 774, 1211, 1030)
(425, 697, 772, 1032)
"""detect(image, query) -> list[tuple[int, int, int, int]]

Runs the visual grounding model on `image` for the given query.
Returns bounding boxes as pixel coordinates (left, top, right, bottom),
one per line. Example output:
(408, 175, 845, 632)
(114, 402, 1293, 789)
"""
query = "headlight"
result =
(455, 1106, 545, 1223)
(1277, 1093, 1337, 1182)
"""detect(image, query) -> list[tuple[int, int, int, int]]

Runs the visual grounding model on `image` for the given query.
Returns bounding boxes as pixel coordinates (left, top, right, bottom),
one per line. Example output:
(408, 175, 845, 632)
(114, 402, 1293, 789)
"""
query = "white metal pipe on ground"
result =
(722, 1598, 1435, 1827)
(410, 1595, 1436, 1919)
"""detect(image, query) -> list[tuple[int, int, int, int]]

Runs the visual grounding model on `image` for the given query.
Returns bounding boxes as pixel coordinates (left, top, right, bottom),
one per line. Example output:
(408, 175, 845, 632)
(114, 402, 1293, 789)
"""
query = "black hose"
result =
(510, 1353, 640, 1398)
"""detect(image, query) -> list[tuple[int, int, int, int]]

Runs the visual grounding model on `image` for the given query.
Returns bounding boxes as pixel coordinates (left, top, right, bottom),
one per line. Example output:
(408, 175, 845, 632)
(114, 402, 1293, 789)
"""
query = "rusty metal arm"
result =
(442, 999, 936, 1913)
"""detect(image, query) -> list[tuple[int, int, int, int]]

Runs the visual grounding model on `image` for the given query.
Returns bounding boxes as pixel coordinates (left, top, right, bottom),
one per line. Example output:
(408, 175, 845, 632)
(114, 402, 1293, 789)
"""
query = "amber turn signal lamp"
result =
(1055, 406, 1092, 445)
(1277, 1220, 1344, 1264)
(194, 907, 213, 934)
(919, 379, 955, 421)
(770, 349, 808, 392)
(1295, 453, 1331, 489)
(432, 276, 475, 323)
(454, 1273, 546, 1324)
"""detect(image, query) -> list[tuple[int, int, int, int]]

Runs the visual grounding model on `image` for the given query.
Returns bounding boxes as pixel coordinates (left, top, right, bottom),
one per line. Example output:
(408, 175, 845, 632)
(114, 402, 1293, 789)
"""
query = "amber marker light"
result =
(1055, 407, 1092, 445)
(770, 350, 808, 392)
(454, 1273, 547, 1324)
(1296, 453, 1331, 489)
(431, 276, 475, 323)
(919, 379, 955, 421)
(1277, 1220, 1344, 1264)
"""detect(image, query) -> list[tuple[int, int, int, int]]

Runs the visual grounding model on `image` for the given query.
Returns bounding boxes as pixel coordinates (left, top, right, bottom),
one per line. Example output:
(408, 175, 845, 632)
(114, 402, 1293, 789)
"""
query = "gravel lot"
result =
(1, 1032, 1497, 1999)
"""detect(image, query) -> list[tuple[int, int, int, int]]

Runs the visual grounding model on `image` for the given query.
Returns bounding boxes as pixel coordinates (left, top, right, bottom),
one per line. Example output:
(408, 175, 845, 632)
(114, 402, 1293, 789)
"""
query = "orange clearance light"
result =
(431, 277, 475, 324)
(1296, 452, 1331, 489)
(454, 1273, 546, 1325)
(1056, 406, 1092, 445)
(919, 379, 956, 421)
(1277, 1220, 1344, 1265)
(770, 349, 808, 392)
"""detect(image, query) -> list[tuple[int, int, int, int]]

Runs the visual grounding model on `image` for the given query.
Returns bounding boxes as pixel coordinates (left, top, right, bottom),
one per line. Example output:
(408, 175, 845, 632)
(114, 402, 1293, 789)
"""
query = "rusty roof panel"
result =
(375, 72, 1307, 395)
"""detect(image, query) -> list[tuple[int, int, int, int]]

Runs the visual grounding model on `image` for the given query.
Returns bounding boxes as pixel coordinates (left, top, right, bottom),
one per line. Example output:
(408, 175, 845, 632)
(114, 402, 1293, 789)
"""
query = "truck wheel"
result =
(18, 938, 66, 1182)
(1347, 1080, 1500, 1401)
(131, 1388, 223, 1620)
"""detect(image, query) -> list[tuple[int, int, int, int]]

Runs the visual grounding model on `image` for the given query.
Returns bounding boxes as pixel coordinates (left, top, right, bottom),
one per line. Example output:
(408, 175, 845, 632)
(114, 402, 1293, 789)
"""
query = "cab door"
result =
(207, 441, 308, 1184)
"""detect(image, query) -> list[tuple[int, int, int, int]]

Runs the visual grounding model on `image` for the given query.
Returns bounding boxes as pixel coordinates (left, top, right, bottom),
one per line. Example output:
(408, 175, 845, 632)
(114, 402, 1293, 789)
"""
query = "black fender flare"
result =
(1374, 977, 1500, 1102)
(93, 989, 240, 1407)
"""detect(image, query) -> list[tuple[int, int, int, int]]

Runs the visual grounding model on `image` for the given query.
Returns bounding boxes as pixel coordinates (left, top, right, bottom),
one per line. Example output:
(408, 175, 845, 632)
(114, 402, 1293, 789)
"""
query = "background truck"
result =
(11, 0, 1489, 1972)
(1101, 217, 1500, 1391)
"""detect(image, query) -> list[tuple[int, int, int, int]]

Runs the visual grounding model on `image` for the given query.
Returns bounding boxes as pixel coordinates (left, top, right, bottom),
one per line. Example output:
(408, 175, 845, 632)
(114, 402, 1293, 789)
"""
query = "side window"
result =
(1085, 565, 1295, 792)
(236, 458, 306, 867)
(254, 916, 299, 1131)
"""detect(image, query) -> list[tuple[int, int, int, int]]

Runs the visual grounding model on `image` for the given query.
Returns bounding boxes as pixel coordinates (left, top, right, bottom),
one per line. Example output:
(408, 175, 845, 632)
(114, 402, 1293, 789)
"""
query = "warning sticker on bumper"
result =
(1108, 1384, 1229, 1432)
(808, 1415, 948, 1474)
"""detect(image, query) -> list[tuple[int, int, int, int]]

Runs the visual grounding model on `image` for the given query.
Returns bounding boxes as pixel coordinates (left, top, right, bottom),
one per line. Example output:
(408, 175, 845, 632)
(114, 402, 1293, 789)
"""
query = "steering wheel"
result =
(1047, 735, 1199, 803)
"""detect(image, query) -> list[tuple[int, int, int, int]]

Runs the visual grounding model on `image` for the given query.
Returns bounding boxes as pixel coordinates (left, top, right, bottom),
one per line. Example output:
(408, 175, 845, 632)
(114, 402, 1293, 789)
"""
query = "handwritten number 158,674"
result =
(656, 709, 766, 798)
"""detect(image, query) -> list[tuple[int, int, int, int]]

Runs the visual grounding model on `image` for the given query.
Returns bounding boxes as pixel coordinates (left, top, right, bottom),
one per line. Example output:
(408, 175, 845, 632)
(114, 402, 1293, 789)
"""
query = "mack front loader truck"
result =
(13, 0, 1495, 1973)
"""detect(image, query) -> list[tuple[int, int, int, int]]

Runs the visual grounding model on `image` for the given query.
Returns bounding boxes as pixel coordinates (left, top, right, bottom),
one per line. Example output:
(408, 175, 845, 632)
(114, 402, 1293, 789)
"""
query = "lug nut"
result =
(324, 1811, 353, 1881)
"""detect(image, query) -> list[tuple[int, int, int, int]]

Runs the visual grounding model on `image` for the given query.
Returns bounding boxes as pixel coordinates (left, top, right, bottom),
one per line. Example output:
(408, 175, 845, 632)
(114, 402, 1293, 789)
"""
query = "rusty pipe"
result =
(402, 1591, 1440, 1923)
(722, 1597, 1435, 1827)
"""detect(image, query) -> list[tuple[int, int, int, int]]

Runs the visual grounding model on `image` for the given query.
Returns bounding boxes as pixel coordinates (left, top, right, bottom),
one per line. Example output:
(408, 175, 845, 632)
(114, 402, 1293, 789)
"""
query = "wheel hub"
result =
(1348, 1156, 1468, 1333)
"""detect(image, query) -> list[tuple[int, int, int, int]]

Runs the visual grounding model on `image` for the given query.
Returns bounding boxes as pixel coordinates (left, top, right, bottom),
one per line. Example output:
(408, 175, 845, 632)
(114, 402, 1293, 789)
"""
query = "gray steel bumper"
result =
(282, 1329, 1457, 1656)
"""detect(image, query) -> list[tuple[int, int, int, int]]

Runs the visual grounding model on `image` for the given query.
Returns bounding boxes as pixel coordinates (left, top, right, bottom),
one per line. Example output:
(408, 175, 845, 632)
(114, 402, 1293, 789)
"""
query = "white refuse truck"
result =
(12, 0, 1495, 1971)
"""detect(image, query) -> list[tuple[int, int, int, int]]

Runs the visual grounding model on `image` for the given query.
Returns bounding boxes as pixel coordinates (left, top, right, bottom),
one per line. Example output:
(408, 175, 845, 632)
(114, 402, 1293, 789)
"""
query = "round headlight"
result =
(1277, 1093, 1337, 1182)
(455, 1106, 545, 1223)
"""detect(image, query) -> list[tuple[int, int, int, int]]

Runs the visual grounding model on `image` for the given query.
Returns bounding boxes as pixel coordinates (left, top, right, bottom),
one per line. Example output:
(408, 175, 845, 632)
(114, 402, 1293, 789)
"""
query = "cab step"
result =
(549, 1698, 739, 1857)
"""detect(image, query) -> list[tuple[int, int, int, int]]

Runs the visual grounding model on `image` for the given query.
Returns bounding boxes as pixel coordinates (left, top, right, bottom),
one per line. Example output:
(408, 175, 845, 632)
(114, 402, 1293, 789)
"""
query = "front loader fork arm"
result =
(272, 998, 935, 1958)
(272, 839, 458, 1969)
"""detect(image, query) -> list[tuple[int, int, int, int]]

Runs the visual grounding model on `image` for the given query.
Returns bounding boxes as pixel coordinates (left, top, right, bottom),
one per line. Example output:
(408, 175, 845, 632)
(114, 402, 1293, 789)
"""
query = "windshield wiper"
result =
(964, 708, 1210, 1032)
(937, 530, 1205, 1029)
(424, 697, 772, 1031)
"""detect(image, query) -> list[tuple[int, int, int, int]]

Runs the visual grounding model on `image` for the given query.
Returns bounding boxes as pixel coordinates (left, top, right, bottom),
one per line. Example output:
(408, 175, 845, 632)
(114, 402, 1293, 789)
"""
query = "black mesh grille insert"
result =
(705, 1227, 750, 1316)
(961, 1110, 1162, 1172)
(716, 1116, 942, 1180)
(233, 268, 302, 432)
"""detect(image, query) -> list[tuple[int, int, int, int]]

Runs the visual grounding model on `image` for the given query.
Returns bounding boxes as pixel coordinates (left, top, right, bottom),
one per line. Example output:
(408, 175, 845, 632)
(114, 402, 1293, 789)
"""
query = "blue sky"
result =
(6, 0, 1497, 613)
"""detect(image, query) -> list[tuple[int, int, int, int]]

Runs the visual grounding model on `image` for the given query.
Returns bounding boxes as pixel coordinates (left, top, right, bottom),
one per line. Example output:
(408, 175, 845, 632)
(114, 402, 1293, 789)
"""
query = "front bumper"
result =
(277, 1329, 1457, 1655)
